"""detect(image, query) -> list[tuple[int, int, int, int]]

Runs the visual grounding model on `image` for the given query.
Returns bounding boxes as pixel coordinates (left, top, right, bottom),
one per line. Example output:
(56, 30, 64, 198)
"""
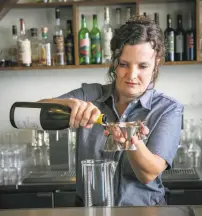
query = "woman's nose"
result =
(127, 66, 139, 79)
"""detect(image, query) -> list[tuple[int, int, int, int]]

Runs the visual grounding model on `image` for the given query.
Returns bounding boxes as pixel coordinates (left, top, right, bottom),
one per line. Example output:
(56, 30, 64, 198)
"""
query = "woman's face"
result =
(115, 43, 157, 100)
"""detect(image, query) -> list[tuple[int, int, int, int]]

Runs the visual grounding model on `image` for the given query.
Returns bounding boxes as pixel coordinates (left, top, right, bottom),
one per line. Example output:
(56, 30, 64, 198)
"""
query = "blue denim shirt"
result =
(58, 83, 184, 206)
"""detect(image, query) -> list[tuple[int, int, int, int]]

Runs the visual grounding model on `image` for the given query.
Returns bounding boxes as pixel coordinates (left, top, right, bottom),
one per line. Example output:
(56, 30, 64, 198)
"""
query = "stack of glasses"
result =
(0, 132, 29, 185)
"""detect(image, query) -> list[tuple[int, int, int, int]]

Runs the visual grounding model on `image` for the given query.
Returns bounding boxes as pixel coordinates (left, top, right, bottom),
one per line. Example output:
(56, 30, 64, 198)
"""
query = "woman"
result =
(41, 15, 183, 206)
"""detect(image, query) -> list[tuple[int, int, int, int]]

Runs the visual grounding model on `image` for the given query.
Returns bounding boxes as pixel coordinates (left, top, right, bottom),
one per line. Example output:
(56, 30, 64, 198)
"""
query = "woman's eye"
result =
(139, 65, 148, 69)
(119, 63, 128, 67)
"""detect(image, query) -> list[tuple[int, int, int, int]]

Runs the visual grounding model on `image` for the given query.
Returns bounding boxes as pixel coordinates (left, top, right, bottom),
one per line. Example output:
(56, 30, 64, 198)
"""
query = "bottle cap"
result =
(95, 114, 108, 125)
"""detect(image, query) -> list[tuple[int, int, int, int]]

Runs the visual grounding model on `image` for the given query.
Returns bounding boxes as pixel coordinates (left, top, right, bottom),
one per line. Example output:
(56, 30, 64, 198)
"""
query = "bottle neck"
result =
(56, 18, 60, 26)
(93, 17, 98, 28)
(67, 23, 73, 34)
(178, 19, 182, 29)
(104, 17, 110, 25)
(116, 10, 121, 26)
(12, 26, 17, 38)
(104, 8, 110, 25)
(20, 20, 26, 36)
(188, 16, 193, 30)
(167, 18, 172, 28)
(81, 17, 87, 28)
(155, 14, 159, 25)
(126, 8, 131, 20)
(12, 35, 18, 40)
(42, 33, 48, 40)
(31, 34, 37, 39)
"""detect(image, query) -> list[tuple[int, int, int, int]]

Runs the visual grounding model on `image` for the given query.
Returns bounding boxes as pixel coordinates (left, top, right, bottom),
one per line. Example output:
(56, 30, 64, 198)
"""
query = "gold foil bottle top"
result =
(95, 114, 108, 125)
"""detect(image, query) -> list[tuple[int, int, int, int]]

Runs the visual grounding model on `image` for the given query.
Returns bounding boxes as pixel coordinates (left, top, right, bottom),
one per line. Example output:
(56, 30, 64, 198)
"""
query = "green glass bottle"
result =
(79, 14, 90, 64)
(90, 14, 101, 64)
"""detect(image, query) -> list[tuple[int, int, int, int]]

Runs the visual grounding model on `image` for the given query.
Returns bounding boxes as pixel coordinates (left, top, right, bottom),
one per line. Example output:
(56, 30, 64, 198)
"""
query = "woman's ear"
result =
(156, 58, 161, 66)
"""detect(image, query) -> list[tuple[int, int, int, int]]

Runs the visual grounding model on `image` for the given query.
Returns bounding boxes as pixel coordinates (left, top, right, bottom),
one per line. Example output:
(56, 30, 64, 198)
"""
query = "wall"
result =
(1, 65, 202, 134)
(0, 2, 202, 135)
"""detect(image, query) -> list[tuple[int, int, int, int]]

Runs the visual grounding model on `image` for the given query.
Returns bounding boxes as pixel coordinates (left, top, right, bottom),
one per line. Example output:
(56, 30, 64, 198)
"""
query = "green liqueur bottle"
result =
(79, 14, 90, 64)
(90, 14, 101, 64)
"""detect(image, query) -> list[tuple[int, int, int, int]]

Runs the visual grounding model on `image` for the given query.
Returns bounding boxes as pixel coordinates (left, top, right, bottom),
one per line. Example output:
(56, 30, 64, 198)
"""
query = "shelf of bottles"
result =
(140, 0, 197, 65)
(0, 0, 199, 71)
(0, 4, 137, 70)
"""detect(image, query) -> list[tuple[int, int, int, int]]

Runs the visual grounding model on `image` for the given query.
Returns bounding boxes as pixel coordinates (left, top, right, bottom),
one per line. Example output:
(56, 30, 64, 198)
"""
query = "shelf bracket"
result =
(0, 0, 18, 21)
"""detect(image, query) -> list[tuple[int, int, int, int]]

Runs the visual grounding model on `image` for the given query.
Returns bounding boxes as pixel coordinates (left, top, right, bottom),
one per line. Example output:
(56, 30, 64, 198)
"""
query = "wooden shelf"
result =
(7, 0, 137, 8)
(140, 0, 193, 3)
(0, 64, 110, 71)
(0, 61, 200, 71)
(163, 61, 200, 65)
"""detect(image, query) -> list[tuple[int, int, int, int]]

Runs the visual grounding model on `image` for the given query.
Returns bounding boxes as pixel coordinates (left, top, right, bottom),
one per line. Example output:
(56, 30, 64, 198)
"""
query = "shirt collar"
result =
(97, 82, 154, 110)
(96, 82, 115, 103)
(139, 88, 154, 110)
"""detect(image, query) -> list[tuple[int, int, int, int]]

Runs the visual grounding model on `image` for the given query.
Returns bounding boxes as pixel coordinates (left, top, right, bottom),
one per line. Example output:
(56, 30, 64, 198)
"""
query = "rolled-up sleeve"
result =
(57, 88, 85, 100)
(146, 104, 183, 169)
(56, 83, 104, 102)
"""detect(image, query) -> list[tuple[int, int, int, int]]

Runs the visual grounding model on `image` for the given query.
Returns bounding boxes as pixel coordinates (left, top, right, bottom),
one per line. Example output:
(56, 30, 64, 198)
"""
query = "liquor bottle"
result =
(90, 14, 101, 64)
(164, 14, 175, 62)
(186, 13, 195, 61)
(9, 25, 18, 66)
(10, 102, 108, 130)
(53, 8, 65, 66)
(78, 14, 90, 65)
(17, 19, 32, 67)
(65, 20, 74, 65)
(30, 28, 40, 66)
(115, 8, 121, 33)
(39, 27, 51, 66)
(125, 7, 132, 21)
(102, 7, 113, 64)
(175, 14, 185, 61)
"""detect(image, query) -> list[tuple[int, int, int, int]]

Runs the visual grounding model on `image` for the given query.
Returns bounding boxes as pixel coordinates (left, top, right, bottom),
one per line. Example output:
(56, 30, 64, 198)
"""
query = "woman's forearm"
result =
(127, 141, 167, 184)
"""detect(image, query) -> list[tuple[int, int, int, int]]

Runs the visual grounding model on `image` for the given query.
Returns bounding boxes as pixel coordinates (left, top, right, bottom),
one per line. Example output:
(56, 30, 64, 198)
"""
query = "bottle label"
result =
(102, 29, 113, 60)
(54, 35, 64, 54)
(65, 39, 74, 64)
(14, 107, 43, 130)
(17, 39, 32, 65)
(79, 38, 90, 56)
(187, 35, 194, 48)
(168, 32, 174, 53)
(91, 37, 101, 60)
(176, 35, 184, 53)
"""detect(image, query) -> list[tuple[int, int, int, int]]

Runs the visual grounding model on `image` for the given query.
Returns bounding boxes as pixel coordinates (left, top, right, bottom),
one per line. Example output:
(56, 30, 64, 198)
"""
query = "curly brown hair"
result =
(108, 15, 165, 87)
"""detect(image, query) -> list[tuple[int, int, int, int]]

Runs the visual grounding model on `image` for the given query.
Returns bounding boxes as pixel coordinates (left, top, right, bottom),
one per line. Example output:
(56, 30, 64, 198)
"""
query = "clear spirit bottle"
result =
(39, 27, 51, 66)
(9, 25, 18, 66)
(17, 19, 32, 67)
(102, 7, 113, 64)
(115, 8, 121, 33)
(53, 8, 65, 66)
(30, 28, 40, 66)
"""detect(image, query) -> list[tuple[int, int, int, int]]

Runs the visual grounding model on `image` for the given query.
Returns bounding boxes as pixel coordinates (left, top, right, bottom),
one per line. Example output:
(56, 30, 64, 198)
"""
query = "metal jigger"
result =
(103, 121, 146, 152)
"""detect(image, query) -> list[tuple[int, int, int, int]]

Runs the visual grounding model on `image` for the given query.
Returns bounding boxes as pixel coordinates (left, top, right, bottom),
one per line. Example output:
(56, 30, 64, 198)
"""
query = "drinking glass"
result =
(81, 159, 117, 207)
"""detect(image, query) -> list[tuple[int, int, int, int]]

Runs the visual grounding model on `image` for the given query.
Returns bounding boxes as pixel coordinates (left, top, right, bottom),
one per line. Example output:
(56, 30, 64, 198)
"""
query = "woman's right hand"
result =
(39, 98, 101, 128)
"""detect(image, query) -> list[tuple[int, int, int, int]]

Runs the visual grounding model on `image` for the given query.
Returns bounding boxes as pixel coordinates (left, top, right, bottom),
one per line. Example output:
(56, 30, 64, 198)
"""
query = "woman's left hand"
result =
(104, 122, 149, 146)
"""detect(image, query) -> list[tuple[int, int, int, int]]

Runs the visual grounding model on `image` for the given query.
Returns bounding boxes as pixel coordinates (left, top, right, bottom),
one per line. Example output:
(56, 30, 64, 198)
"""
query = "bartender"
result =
(40, 15, 183, 206)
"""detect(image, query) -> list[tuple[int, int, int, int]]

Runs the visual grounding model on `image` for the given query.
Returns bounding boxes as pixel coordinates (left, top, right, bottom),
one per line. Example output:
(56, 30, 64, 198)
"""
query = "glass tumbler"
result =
(81, 159, 117, 207)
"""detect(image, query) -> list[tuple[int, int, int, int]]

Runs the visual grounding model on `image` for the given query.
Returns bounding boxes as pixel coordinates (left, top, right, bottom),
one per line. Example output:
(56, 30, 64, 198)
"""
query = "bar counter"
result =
(0, 206, 201, 216)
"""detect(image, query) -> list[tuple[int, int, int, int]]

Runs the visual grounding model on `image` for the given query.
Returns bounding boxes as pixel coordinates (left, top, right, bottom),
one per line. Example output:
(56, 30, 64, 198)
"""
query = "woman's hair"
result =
(107, 15, 165, 86)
